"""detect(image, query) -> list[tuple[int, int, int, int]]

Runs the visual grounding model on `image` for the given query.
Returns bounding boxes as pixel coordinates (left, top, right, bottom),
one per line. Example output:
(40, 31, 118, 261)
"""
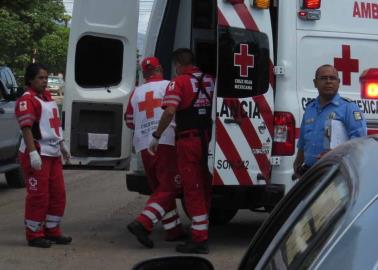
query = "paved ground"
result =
(0, 170, 267, 270)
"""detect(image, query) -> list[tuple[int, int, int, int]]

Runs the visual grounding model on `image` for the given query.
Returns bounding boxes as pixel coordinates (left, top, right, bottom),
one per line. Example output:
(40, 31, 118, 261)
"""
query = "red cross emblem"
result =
(234, 44, 254, 78)
(49, 108, 61, 137)
(334, 45, 359, 86)
(138, 91, 162, 119)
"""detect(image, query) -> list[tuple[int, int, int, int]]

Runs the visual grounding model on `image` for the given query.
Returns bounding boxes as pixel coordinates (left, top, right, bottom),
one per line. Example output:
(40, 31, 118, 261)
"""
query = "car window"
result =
(239, 164, 344, 270)
(4, 69, 14, 88)
(263, 173, 350, 270)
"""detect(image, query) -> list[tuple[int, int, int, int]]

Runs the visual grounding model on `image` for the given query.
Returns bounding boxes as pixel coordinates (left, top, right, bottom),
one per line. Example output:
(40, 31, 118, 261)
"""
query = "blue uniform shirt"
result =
(297, 94, 367, 166)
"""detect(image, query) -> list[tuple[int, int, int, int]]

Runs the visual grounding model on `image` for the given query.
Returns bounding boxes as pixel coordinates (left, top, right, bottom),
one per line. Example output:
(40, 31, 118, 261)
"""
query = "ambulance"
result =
(63, 0, 378, 224)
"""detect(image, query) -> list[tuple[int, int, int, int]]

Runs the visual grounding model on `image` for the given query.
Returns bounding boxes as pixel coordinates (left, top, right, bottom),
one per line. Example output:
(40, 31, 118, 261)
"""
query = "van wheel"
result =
(5, 167, 25, 188)
(209, 208, 238, 226)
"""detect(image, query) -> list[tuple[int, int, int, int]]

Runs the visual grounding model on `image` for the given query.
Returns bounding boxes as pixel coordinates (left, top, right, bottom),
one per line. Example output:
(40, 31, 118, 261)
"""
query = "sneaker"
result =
(176, 241, 209, 254)
(127, 220, 154, 248)
(28, 237, 52, 248)
(45, 235, 72, 245)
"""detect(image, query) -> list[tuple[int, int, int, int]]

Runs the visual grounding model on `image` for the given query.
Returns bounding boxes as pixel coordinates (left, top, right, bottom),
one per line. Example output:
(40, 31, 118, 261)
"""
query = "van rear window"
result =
(218, 26, 270, 98)
(75, 35, 123, 88)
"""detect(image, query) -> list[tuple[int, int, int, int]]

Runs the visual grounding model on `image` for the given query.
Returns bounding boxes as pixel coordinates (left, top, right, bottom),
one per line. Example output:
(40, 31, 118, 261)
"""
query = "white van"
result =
(63, 0, 378, 224)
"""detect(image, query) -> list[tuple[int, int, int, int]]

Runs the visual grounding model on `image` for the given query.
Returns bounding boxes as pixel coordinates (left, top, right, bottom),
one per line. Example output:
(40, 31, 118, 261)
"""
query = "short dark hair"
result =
(24, 63, 47, 86)
(142, 66, 163, 79)
(315, 64, 338, 78)
(172, 48, 195, 66)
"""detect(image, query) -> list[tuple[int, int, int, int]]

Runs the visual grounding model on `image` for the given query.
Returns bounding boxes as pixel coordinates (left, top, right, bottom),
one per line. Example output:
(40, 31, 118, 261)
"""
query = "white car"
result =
(47, 76, 65, 96)
(0, 67, 24, 188)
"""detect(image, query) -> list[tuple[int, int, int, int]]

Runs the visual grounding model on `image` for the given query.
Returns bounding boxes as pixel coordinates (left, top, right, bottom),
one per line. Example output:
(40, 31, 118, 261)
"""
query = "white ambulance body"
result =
(64, 0, 378, 223)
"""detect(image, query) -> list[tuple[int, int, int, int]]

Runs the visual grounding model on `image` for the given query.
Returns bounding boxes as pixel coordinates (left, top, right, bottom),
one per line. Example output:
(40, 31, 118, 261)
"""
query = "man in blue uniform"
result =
(294, 64, 367, 177)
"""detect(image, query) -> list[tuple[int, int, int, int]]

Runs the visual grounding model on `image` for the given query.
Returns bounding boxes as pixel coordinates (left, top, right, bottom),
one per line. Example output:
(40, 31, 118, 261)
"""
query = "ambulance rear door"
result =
(62, 0, 139, 168)
(211, 0, 275, 186)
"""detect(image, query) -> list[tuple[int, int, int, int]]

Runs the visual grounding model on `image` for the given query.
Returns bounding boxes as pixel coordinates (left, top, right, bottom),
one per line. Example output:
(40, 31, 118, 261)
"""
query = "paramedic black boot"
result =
(176, 240, 209, 254)
(127, 220, 154, 248)
(45, 235, 72, 245)
(28, 237, 52, 248)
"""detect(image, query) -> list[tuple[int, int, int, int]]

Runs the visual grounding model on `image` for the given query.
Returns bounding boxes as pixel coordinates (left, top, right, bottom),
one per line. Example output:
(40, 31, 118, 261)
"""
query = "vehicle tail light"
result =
(272, 112, 295, 156)
(360, 68, 378, 99)
(302, 0, 321, 9)
(254, 0, 270, 9)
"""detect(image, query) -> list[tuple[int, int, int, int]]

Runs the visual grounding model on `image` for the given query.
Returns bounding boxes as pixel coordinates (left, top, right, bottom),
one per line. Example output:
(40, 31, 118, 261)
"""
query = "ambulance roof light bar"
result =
(225, 0, 271, 9)
(299, 0, 321, 20)
(360, 68, 378, 99)
(253, 0, 271, 9)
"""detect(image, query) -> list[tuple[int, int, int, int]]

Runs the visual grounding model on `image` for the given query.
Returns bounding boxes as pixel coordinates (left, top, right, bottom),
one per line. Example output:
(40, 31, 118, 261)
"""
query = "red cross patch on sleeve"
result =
(168, 82, 176, 91)
(19, 101, 27, 111)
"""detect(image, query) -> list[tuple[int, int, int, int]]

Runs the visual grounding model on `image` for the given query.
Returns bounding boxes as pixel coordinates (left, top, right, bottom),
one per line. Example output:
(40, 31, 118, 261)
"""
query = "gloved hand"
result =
(60, 141, 71, 161)
(148, 137, 159, 156)
(29, 150, 42, 170)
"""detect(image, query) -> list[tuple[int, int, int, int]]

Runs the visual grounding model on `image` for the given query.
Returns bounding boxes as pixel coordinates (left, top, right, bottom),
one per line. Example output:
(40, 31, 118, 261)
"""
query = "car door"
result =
(210, 1, 274, 186)
(239, 163, 352, 270)
(62, 0, 139, 168)
(0, 93, 20, 162)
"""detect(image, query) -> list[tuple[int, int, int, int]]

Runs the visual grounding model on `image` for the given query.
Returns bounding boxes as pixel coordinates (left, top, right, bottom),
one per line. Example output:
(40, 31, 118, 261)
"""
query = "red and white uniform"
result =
(162, 66, 214, 242)
(125, 75, 182, 237)
(15, 88, 66, 241)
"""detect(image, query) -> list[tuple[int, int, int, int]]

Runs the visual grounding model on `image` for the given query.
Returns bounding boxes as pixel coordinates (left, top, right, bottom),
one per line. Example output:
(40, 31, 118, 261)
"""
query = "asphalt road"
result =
(0, 170, 267, 270)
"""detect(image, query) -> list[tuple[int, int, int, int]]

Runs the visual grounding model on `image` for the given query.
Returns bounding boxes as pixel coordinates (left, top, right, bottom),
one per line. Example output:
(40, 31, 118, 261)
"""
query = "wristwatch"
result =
(152, 131, 161, 139)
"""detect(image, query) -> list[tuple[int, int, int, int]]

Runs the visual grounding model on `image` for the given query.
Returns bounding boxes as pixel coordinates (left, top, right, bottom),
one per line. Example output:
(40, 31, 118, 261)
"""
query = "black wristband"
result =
(152, 131, 161, 139)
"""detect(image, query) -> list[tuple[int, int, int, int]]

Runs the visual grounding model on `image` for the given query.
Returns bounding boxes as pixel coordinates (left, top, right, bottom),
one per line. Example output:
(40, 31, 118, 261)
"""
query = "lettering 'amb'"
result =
(353, 1, 378, 19)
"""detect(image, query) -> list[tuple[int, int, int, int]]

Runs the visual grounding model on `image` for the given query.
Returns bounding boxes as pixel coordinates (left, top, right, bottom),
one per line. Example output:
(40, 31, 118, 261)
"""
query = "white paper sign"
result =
(88, 133, 109, 150)
(330, 120, 348, 149)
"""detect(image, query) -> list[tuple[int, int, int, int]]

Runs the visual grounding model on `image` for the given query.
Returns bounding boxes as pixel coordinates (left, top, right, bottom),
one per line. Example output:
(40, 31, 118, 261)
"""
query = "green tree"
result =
(38, 27, 70, 74)
(0, 0, 68, 81)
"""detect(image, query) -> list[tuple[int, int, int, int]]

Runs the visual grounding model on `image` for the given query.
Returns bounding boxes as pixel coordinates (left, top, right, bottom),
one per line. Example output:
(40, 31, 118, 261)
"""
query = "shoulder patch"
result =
(167, 81, 176, 91)
(341, 96, 353, 102)
(353, 111, 362, 121)
(19, 100, 28, 111)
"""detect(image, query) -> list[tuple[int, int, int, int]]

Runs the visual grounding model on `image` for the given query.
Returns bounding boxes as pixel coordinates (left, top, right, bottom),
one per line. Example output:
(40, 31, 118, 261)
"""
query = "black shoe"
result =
(176, 241, 209, 254)
(28, 237, 52, 248)
(45, 235, 72, 245)
(127, 221, 154, 248)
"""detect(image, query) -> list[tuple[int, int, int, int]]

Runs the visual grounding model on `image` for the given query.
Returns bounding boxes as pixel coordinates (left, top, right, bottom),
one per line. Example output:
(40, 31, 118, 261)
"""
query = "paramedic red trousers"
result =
(176, 131, 212, 242)
(19, 152, 66, 241)
(136, 145, 183, 238)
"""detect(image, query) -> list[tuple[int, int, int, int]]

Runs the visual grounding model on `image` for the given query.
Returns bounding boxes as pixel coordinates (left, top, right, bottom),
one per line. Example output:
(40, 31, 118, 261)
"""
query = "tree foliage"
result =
(0, 0, 69, 81)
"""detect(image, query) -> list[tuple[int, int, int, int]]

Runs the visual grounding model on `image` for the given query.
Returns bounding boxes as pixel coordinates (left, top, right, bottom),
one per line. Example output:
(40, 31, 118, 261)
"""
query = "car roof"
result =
(312, 135, 378, 269)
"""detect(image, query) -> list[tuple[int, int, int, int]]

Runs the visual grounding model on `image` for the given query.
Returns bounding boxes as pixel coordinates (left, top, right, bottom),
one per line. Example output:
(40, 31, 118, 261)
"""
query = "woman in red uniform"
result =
(15, 63, 71, 248)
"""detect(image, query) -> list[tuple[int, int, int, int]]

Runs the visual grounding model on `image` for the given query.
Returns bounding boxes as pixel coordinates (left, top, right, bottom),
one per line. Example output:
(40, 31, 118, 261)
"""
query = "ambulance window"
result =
(192, 0, 216, 29)
(195, 41, 217, 78)
(75, 35, 123, 88)
(218, 26, 270, 98)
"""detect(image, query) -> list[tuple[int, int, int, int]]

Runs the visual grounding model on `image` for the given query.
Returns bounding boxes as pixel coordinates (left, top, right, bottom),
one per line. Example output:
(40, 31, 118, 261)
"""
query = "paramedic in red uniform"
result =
(149, 48, 215, 254)
(15, 63, 71, 248)
(126, 57, 184, 248)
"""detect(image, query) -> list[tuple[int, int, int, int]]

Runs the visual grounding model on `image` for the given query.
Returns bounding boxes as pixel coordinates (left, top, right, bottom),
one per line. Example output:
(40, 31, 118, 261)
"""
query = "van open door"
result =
(62, 0, 139, 169)
(211, 1, 275, 186)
